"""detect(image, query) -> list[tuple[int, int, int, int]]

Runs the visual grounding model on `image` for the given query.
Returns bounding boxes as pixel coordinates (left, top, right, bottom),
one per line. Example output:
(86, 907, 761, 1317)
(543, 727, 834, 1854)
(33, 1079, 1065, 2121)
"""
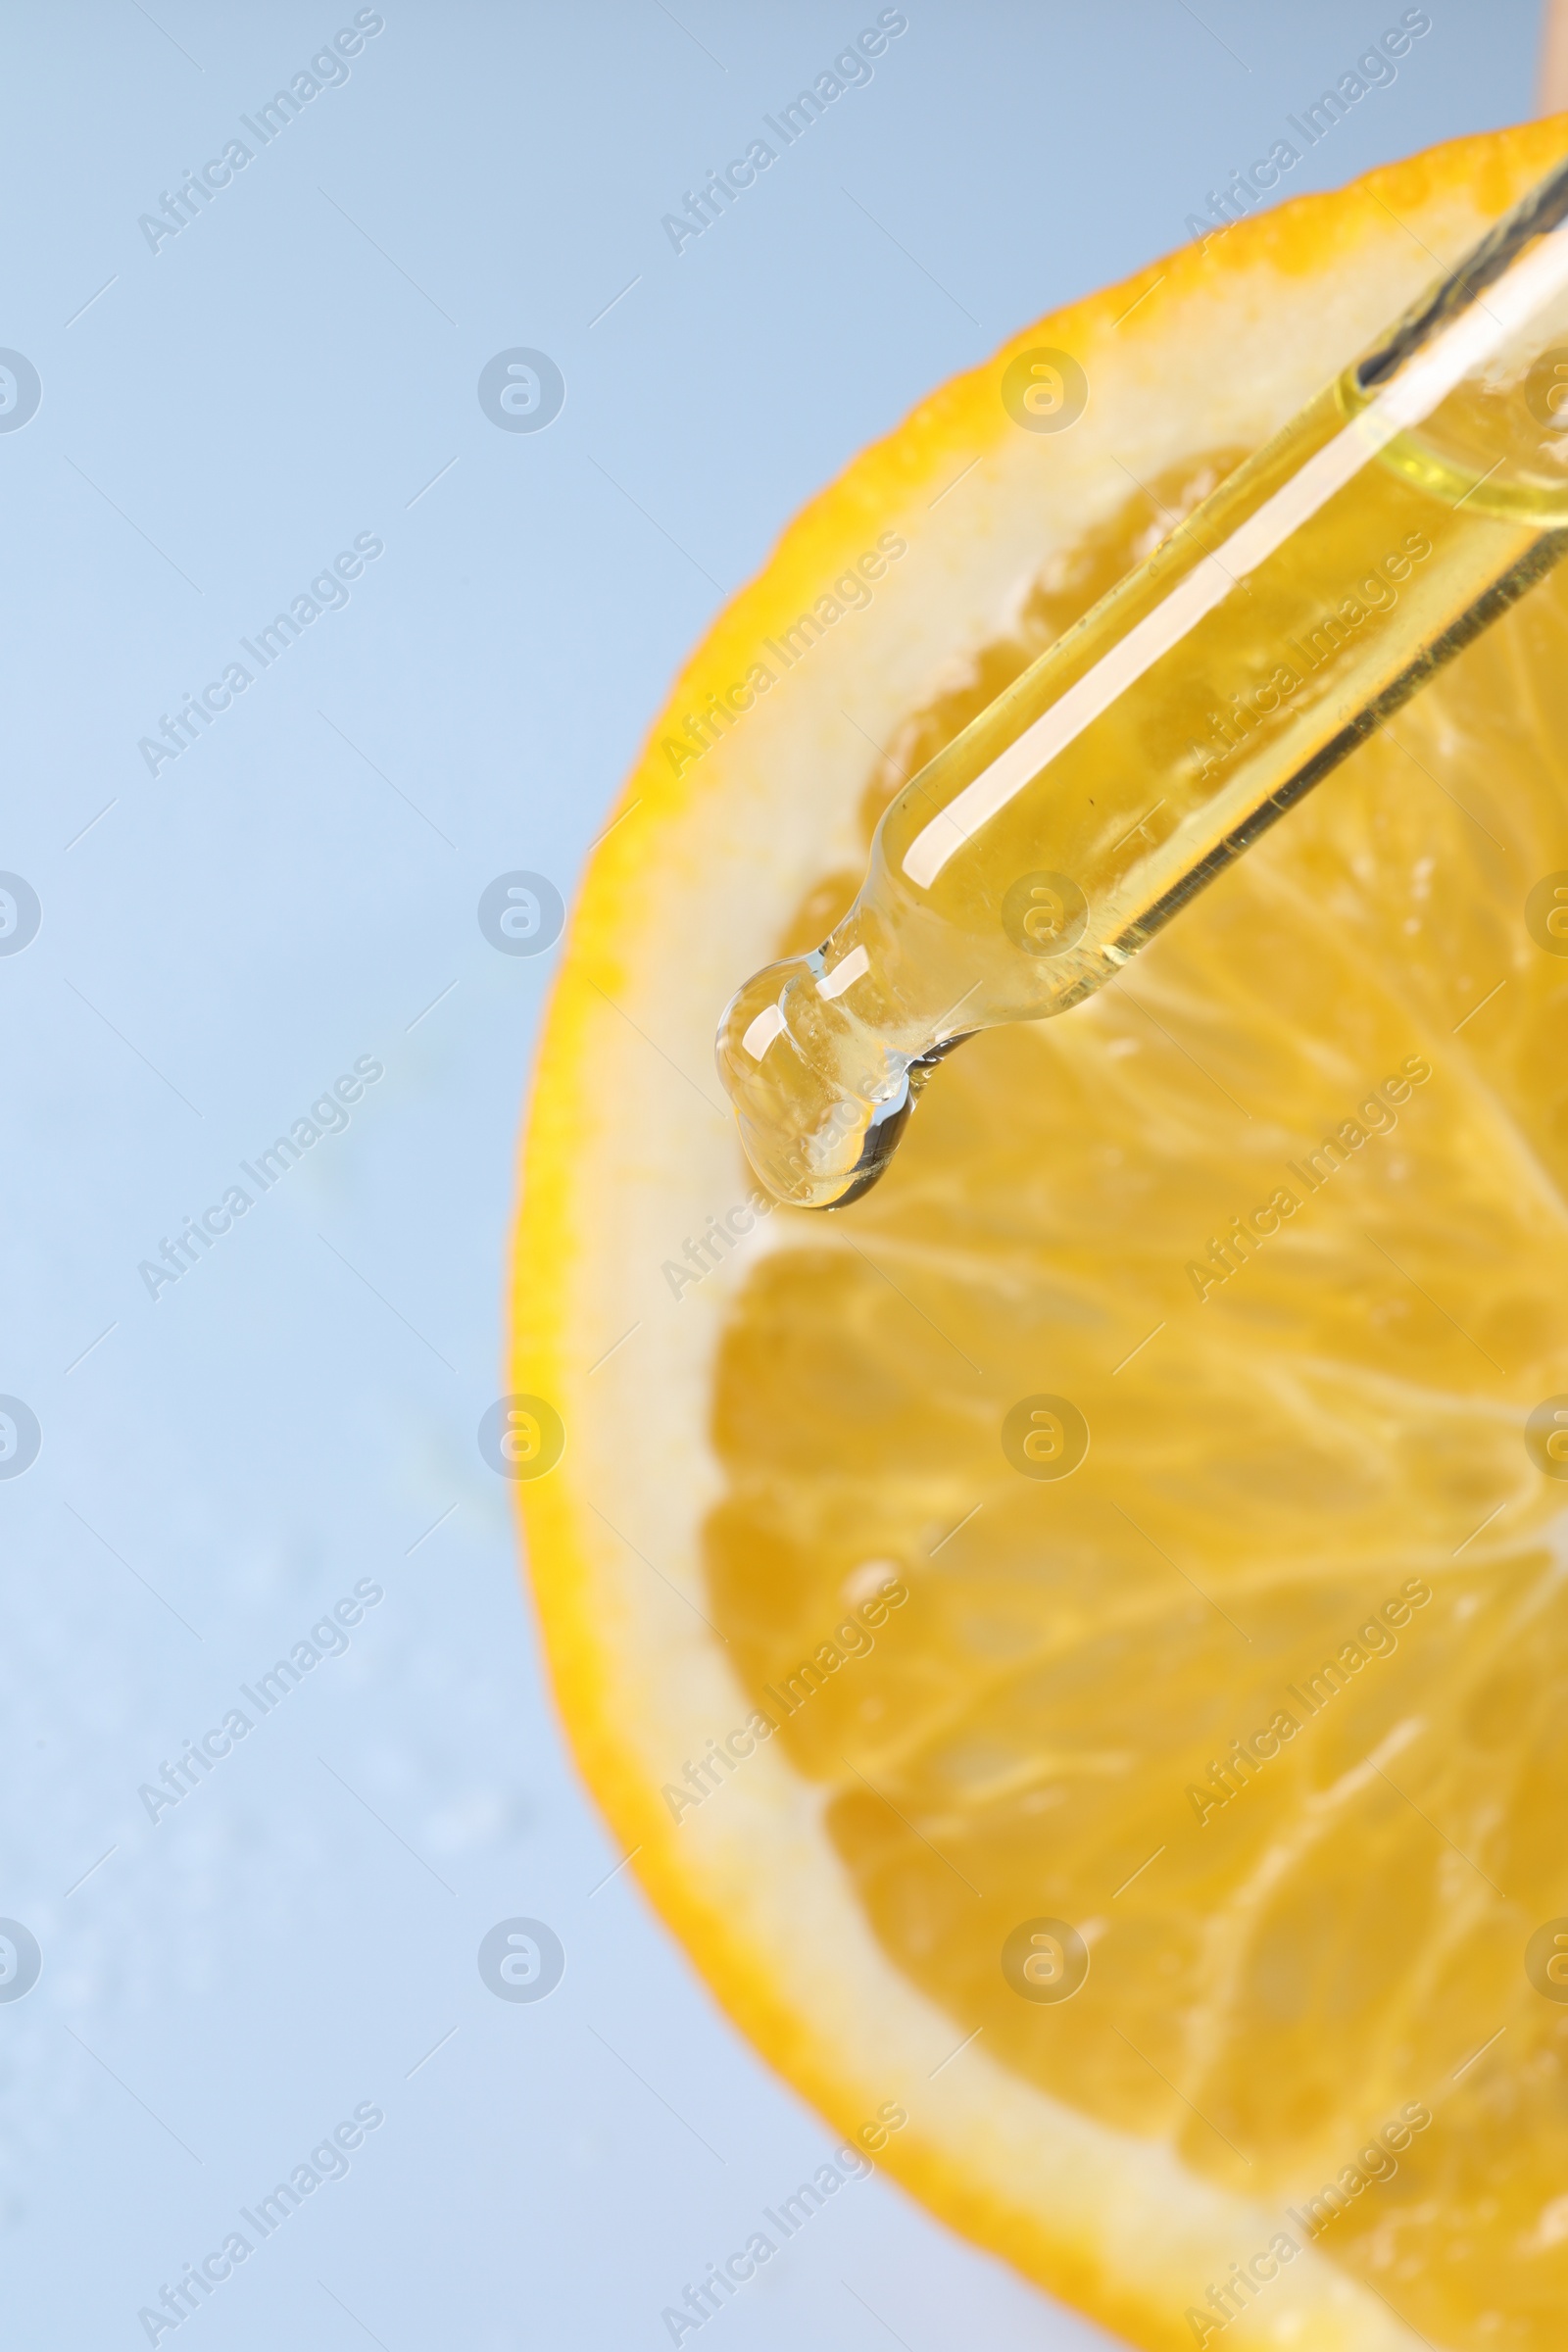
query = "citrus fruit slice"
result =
(514, 117, 1568, 2352)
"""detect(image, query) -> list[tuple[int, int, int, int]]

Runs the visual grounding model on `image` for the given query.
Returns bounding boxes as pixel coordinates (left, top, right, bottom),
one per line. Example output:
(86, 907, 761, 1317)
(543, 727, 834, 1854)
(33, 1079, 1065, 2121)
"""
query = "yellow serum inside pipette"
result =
(717, 347, 1568, 1210)
(873, 365, 1568, 1016)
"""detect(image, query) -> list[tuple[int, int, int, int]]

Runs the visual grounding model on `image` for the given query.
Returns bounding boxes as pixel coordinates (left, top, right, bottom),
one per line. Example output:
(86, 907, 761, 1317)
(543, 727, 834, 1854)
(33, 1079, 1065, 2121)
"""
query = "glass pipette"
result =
(716, 151, 1568, 1209)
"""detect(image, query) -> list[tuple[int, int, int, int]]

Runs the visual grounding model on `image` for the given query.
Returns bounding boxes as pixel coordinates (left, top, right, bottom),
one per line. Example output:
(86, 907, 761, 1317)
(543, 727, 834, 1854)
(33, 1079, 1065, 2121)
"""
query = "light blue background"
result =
(0, 5, 1544, 2345)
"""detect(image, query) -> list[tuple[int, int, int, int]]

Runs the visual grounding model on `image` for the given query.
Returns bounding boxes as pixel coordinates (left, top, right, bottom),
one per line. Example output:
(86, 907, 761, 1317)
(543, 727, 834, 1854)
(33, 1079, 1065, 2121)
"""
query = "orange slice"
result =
(514, 116, 1568, 2351)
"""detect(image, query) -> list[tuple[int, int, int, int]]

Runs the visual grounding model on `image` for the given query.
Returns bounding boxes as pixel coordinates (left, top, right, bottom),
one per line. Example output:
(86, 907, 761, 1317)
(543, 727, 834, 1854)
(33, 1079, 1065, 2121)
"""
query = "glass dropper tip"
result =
(714, 952, 930, 1210)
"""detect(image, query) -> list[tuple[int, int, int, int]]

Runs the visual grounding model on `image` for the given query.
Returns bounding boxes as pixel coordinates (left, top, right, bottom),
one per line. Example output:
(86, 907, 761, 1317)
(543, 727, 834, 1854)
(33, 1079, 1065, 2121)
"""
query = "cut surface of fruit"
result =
(515, 119, 1568, 2352)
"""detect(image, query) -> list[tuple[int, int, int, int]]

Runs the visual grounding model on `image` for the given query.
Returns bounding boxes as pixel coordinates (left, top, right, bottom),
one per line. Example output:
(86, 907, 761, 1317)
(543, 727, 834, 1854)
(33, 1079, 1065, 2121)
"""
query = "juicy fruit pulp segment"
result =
(717, 160, 1568, 1212)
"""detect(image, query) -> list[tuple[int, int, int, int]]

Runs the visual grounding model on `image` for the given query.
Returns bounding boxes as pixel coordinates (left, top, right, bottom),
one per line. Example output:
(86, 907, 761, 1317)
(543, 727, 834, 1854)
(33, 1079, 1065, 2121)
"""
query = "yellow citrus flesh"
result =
(516, 119, 1568, 2352)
